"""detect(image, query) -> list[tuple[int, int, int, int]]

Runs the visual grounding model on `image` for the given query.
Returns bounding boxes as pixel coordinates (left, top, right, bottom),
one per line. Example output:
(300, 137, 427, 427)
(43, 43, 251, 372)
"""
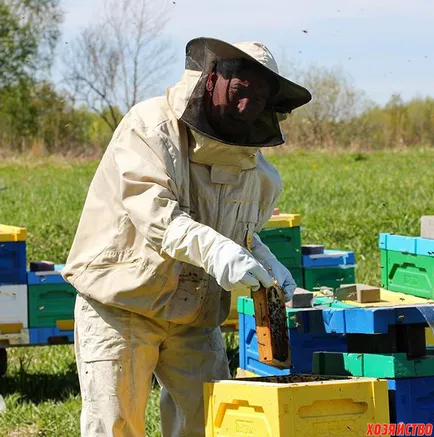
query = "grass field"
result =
(1, 149, 434, 436)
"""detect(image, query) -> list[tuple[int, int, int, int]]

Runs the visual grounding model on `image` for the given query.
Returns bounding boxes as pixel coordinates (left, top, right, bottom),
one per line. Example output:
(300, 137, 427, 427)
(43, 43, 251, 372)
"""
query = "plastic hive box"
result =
(321, 305, 431, 334)
(303, 265, 356, 292)
(29, 327, 74, 345)
(27, 270, 68, 285)
(330, 288, 431, 308)
(238, 297, 347, 376)
(258, 226, 302, 269)
(290, 267, 304, 289)
(0, 241, 27, 285)
(380, 249, 434, 299)
(387, 376, 434, 424)
(261, 213, 301, 229)
(0, 284, 28, 332)
(379, 233, 434, 257)
(238, 296, 353, 333)
(0, 328, 29, 346)
(28, 283, 77, 328)
(312, 351, 434, 378)
(238, 296, 317, 331)
(0, 225, 27, 242)
(302, 249, 356, 268)
(426, 327, 434, 346)
(204, 374, 390, 437)
(239, 312, 347, 376)
(379, 232, 434, 299)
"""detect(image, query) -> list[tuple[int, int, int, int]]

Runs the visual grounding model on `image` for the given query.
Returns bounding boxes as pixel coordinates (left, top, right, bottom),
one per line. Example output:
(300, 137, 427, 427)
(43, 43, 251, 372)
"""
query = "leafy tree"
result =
(63, 0, 175, 131)
(0, 0, 63, 87)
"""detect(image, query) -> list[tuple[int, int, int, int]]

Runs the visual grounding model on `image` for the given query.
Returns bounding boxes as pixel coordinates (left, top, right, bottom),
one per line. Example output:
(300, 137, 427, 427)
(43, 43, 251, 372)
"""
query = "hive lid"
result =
(0, 224, 27, 242)
(263, 214, 301, 229)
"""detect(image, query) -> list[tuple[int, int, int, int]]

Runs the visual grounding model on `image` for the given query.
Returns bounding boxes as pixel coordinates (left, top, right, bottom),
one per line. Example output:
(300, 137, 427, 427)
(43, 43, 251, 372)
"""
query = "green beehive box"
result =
(290, 267, 304, 289)
(237, 296, 353, 330)
(303, 265, 356, 292)
(238, 296, 303, 329)
(313, 351, 434, 379)
(258, 226, 302, 268)
(381, 249, 434, 300)
(28, 284, 77, 328)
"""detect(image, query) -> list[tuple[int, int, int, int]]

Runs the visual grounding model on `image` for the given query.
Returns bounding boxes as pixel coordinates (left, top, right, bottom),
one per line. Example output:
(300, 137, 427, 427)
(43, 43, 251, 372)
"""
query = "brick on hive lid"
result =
(29, 260, 55, 272)
(421, 216, 434, 239)
(286, 287, 314, 308)
(301, 244, 324, 255)
(335, 283, 381, 303)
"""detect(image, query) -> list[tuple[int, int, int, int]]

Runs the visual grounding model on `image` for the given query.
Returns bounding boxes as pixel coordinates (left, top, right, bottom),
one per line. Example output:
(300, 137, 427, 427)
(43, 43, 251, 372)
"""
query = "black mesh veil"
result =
(179, 38, 312, 148)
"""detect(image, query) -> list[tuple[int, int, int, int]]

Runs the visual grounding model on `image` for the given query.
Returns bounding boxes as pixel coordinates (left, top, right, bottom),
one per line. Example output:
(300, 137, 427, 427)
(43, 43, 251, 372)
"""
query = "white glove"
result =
(161, 215, 274, 291)
(208, 239, 274, 291)
(251, 233, 297, 302)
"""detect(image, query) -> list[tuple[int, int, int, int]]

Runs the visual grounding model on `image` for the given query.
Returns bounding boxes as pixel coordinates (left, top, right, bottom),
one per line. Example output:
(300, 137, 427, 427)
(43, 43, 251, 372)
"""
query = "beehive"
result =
(204, 374, 389, 437)
(379, 233, 434, 299)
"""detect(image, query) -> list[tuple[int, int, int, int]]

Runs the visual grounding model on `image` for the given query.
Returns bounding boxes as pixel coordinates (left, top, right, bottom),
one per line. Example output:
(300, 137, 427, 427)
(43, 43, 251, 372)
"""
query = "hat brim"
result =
(185, 37, 312, 113)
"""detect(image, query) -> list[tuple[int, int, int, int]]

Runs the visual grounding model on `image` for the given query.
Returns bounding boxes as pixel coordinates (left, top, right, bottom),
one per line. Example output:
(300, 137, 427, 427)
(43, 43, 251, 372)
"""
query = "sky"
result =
(56, 0, 434, 106)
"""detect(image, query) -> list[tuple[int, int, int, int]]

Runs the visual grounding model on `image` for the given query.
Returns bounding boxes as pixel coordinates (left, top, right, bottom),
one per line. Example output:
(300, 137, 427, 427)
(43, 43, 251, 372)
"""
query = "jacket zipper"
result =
(214, 183, 224, 231)
(208, 183, 225, 289)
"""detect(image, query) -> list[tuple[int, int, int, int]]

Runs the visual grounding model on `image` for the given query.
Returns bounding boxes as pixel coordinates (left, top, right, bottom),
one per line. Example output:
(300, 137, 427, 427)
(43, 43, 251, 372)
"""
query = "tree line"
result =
(0, 0, 432, 157)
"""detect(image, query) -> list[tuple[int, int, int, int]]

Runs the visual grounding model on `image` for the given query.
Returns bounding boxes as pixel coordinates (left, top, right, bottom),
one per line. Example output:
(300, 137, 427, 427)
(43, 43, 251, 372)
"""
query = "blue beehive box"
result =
(238, 297, 347, 376)
(0, 241, 27, 285)
(388, 376, 434, 424)
(302, 249, 356, 268)
(29, 327, 74, 345)
(27, 263, 66, 285)
(379, 233, 434, 257)
(27, 269, 67, 285)
(322, 305, 431, 334)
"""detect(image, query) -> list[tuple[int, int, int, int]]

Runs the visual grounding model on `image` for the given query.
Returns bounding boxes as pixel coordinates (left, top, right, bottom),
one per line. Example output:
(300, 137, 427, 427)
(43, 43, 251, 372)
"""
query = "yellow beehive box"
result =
(235, 368, 258, 378)
(221, 287, 249, 331)
(220, 318, 238, 332)
(317, 288, 432, 308)
(0, 224, 27, 242)
(426, 328, 434, 346)
(204, 375, 389, 437)
(0, 328, 29, 346)
(227, 287, 250, 321)
(262, 213, 301, 229)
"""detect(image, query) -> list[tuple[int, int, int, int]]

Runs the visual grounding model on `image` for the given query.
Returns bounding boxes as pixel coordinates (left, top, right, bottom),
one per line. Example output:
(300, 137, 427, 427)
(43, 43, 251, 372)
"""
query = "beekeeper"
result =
(62, 37, 311, 437)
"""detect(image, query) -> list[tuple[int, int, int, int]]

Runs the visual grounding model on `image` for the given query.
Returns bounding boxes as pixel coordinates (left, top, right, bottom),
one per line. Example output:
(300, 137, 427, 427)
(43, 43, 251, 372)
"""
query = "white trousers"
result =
(74, 294, 230, 437)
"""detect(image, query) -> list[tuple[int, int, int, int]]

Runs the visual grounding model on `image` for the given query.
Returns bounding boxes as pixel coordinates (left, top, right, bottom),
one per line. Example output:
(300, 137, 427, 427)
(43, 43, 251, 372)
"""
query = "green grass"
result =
(0, 345, 161, 436)
(1, 149, 434, 435)
(270, 149, 434, 285)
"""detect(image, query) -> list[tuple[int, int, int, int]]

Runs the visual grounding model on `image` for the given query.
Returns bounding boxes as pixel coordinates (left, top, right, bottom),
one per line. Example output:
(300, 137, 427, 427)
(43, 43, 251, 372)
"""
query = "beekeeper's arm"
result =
(251, 232, 297, 301)
(249, 185, 297, 301)
(113, 119, 273, 292)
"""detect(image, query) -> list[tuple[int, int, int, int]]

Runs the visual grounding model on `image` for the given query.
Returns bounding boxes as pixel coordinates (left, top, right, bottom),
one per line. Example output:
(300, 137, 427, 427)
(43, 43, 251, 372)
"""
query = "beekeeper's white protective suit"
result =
(62, 37, 311, 437)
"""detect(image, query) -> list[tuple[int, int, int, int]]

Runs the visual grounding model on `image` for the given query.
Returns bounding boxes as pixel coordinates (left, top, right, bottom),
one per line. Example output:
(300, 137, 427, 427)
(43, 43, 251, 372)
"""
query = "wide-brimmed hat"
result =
(185, 37, 312, 114)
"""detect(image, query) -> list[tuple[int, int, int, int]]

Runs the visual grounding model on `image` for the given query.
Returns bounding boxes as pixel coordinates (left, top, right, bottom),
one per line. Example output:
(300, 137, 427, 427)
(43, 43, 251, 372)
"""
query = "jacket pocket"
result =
(234, 201, 260, 250)
(165, 263, 207, 324)
(75, 295, 131, 362)
(87, 242, 141, 268)
(69, 215, 136, 283)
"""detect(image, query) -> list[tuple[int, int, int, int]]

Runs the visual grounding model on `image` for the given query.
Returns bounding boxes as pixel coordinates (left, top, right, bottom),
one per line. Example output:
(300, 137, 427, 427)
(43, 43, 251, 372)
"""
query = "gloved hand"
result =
(251, 233, 297, 302)
(207, 239, 274, 291)
(161, 215, 274, 291)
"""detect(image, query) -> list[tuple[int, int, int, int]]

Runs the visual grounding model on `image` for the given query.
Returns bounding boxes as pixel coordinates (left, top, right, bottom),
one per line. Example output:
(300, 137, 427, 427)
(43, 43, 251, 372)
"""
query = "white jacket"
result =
(62, 44, 283, 327)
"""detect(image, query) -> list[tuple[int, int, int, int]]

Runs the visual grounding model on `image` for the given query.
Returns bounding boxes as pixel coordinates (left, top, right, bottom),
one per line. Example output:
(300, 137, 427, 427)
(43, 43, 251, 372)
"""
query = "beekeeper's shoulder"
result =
(256, 151, 283, 191)
(128, 96, 174, 135)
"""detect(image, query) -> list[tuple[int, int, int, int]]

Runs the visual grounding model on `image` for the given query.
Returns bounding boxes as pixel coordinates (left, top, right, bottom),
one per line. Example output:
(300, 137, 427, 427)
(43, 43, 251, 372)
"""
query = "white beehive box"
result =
(0, 284, 28, 332)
